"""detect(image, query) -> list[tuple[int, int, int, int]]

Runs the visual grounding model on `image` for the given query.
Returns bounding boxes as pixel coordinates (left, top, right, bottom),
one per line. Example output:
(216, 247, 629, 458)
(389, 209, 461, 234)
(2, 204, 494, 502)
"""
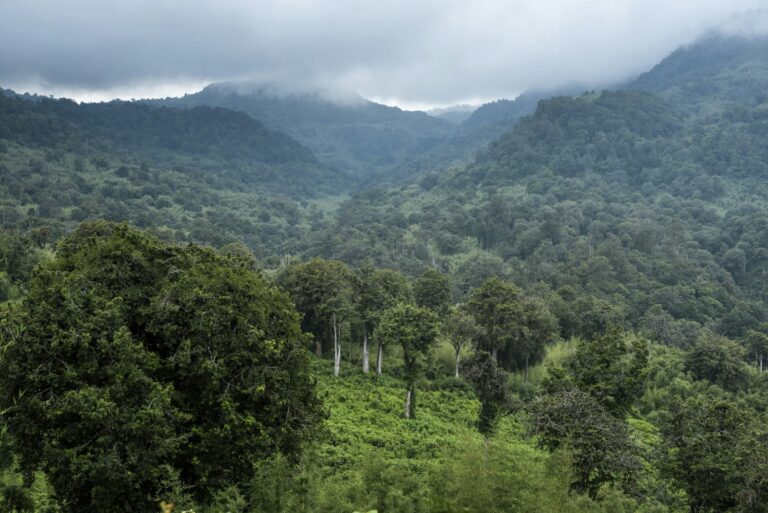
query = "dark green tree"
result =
(684, 333, 750, 392)
(529, 388, 639, 498)
(661, 396, 751, 513)
(0, 222, 323, 513)
(515, 298, 558, 381)
(413, 268, 452, 313)
(461, 351, 508, 437)
(466, 277, 524, 364)
(744, 328, 768, 373)
(565, 325, 649, 416)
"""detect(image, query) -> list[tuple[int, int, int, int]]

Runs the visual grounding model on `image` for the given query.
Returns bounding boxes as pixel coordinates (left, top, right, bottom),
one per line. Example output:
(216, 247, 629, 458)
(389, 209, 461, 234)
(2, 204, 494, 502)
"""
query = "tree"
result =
(466, 278, 556, 377)
(744, 328, 768, 372)
(0, 222, 323, 513)
(529, 388, 639, 498)
(515, 298, 558, 381)
(565, 325, 648, 416)
(413, 269, 452, 313)
(376, 303, 440, 419)
(466, 277, 523, 364)
(461, 351, 508, 437)
(684, 333, 750, 391)
(661, 396, 751, 513)
(278, 258, 355, 377)
(354, 263, 411, 375)
(442, 307, 483, 378)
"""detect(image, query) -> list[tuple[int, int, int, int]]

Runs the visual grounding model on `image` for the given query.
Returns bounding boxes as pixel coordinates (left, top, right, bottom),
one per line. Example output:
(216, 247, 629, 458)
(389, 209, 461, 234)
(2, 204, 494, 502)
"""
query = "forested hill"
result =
(629, 34, 768, 111)
(151, 82, 457, 178)
(292, 81, 768, 339)
(0, 92, 319, 166)
(0, 91, 351, 273)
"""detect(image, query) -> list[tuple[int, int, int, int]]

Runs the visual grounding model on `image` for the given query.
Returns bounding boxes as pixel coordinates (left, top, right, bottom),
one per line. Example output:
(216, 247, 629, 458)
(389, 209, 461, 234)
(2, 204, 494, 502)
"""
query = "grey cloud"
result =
(1, 0, 766, 106)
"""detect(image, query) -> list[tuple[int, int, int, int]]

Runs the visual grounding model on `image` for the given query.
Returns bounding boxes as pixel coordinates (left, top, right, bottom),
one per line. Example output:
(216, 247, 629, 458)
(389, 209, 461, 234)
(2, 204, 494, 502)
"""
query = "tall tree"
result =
(376, 303, 440, 419)
(461, 351, 508, 437)
(354, 263, 411, 375)
(279, 258, 355, 376)
(442, 306, 483, 378)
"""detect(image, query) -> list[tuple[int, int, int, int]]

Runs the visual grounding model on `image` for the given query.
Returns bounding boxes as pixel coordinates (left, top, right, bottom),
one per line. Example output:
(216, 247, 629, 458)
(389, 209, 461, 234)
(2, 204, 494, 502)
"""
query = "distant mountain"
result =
(0, 90, 350, 257)
(0, 90, 352, 203)
(0, 94, 318, 166)
(629, 34, 768, 111)
(151, 82, 457, 178)
(428, 104, 478, 124)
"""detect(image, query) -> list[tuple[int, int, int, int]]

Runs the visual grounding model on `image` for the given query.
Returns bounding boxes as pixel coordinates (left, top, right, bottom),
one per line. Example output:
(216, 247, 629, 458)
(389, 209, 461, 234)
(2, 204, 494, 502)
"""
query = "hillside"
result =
(0, 92, 348, 266)
(629, 34, 768, 111)
(291, 86, 768, 339)
(152, 82, 457, 178)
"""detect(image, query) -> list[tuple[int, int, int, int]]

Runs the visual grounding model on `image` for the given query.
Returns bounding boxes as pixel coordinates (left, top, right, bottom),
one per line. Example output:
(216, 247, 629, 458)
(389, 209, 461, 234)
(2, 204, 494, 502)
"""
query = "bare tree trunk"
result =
(404, 388, 411, 419)
(455, 350, 461, 378)
(376, 342, 383, 376)
(315, 340, 322, 357)
(333, 313, 341, 377)
(362, 322, 369, 374)
(404, 383, 415, 419)
(492, 347, 498, 363)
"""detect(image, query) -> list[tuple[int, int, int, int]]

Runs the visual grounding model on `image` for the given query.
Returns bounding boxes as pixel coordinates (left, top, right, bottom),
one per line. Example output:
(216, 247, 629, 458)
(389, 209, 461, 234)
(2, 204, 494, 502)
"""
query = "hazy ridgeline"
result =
(1, 34, 768, 513)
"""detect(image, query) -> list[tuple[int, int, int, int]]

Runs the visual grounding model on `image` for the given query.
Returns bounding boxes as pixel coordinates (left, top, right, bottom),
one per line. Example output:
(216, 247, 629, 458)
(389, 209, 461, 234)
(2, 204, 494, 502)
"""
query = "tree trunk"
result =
(376, 342, 383, 376)
(492, 347, 498, 363)
(315, 340, 322, 357)
(404, 383, 415, 419)
(333, 313, 341, 377)
(362, 322, 369, 374)
(404, 388, 411, 419)
(455, 349, 461, 378)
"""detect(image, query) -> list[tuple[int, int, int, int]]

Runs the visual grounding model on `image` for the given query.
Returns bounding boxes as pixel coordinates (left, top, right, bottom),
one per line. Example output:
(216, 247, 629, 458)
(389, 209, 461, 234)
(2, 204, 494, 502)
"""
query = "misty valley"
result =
(1, 29, 768, 513)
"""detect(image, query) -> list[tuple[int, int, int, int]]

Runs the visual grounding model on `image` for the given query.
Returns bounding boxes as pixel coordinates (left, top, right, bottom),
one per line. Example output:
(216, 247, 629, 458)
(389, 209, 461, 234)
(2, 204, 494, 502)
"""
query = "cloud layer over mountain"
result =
(2, 0, 766, 106)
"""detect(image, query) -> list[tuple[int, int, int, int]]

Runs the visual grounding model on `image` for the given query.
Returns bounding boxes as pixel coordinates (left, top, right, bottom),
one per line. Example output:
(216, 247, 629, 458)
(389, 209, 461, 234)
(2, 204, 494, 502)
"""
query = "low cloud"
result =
(1, 0, 766, 106)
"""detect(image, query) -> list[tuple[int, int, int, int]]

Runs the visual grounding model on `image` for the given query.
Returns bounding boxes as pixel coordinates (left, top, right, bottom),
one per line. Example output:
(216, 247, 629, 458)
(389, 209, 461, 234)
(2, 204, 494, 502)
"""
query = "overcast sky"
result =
(1, 0, 767, 109)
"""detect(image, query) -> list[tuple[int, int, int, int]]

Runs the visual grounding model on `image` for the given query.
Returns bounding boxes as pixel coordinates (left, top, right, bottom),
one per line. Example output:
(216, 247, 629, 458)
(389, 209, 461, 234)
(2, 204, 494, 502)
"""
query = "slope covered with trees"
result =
(152, 82, 457, 179)
(294, 77, 768, 340)
(0, 92, 351, 287)
(629, 34, 768, 111)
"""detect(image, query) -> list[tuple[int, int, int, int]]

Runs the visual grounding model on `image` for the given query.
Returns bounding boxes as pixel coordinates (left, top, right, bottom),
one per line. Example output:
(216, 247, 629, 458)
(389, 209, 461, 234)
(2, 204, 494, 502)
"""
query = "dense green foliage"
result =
(0, 223, 323, 512)
(152, 83, 457, 179)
